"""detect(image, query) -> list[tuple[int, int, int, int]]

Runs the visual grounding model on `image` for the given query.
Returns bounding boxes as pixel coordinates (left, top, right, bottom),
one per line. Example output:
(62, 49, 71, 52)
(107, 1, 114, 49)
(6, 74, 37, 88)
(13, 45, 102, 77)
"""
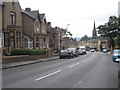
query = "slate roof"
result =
(21, 9, 35, 19)
(26, 10, 39, 19)
(39, 14, 46, 22)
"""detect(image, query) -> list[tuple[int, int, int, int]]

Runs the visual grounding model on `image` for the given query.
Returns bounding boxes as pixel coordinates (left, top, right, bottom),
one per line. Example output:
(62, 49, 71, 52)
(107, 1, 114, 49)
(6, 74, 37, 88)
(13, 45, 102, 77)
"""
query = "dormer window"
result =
(10, 11, 16, 24)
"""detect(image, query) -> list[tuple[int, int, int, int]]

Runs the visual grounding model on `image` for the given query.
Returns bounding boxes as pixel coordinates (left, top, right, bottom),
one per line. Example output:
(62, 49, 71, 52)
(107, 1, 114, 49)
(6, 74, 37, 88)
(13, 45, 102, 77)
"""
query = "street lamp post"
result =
(67, 24, 70, 30)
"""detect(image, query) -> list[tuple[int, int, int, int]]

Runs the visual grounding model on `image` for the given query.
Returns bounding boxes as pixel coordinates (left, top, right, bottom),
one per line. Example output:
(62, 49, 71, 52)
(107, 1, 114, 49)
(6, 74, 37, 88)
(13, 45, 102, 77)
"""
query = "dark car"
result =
(59, 50, 74, 59)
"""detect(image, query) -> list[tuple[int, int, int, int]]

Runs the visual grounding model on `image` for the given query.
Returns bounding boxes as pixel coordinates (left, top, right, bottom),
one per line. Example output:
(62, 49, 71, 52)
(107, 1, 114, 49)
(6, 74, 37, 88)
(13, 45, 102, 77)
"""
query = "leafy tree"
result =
(62, 29, 73, 38)
(98, 16, 120, 50)
(80, 35, 90, 41)
(116, 34, 120, 48)
(62, 29, 68, 37)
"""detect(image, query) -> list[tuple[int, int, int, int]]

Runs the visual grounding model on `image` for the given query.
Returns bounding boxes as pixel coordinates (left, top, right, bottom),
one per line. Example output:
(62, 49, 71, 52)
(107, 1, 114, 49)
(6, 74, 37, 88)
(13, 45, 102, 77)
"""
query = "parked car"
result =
(59, 50, 74, 59)
(112, 49, 120, 62)
(90, 49, 95, 52)
(67, 48, 79, 57)
(79, 46, 86, 54)
(112, 49, 120, 88)
(103, 49, 107, 53)
(77, 48, 84, 55)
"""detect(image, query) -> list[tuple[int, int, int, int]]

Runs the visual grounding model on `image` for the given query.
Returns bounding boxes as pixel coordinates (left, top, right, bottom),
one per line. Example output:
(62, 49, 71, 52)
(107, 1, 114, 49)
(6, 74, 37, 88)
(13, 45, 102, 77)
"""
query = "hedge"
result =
(11, 49, 48, 55)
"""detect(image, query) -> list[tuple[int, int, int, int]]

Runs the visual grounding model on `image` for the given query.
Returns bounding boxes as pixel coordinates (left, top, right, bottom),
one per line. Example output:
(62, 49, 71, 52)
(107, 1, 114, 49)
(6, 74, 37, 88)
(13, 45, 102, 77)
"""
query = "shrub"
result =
(11, 49, 48, 55)
(32, 49, 48, 55)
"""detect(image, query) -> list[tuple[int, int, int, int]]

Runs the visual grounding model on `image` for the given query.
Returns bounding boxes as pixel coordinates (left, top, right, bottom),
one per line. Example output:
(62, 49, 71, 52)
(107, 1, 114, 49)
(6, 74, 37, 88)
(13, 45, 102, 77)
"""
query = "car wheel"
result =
(69, 56, 71, 59)
(59, 56, 62, 59)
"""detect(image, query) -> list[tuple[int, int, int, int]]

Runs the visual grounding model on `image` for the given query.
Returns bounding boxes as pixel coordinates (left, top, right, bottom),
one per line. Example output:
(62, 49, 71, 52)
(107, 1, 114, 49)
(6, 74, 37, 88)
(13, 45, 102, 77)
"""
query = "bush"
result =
(11, 49, 48, 55)
(32, 49, 48, 55)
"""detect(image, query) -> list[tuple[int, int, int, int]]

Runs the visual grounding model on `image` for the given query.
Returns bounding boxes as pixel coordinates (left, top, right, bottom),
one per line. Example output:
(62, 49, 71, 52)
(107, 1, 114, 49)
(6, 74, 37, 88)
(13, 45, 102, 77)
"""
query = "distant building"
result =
(63, 37, 79, 48)
(92, 21, 97, 38)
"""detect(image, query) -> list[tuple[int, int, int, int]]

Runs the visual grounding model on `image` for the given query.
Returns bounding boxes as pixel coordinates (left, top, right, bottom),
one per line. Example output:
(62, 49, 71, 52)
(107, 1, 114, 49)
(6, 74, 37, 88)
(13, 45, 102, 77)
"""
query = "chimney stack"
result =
(25, 8, 31, 11)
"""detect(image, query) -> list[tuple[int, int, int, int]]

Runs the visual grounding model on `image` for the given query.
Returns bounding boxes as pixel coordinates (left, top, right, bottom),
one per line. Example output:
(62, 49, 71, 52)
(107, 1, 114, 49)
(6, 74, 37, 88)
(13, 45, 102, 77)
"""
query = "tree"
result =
(67, 31, 72, 37)
(62, 29, 68, 37)
(80, 35, 90, 41)
(62, 28, 73, 38)
(98, 16, 119, 50)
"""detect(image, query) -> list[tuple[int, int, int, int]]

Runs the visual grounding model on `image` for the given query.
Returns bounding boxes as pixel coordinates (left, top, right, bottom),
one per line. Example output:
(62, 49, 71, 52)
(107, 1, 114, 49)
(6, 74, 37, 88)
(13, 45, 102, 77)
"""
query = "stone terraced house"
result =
(1, 1, 22, 55)
(0, 0, 64, 56)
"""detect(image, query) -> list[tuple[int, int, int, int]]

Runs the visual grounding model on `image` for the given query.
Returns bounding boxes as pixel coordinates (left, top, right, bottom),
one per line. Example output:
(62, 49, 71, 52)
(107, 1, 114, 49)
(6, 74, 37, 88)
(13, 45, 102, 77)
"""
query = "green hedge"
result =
(11, 49, 48, 55)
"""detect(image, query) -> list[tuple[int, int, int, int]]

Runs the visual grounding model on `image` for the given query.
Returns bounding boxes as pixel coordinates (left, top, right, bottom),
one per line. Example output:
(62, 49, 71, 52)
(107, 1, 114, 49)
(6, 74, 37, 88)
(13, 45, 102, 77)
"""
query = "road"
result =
(2, 52, 118, 88)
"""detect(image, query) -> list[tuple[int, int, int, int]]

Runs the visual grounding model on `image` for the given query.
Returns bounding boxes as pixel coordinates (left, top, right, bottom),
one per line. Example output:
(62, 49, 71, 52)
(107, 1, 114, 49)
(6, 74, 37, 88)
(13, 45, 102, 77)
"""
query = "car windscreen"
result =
(113, 50, 120, 54)
(81, 48, 85, 50)
(61, 50, 68, 52)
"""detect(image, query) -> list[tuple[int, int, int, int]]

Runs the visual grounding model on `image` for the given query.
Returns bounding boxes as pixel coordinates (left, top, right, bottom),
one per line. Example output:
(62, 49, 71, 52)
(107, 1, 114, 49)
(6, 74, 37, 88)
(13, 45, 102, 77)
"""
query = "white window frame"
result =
(2, 33, 4, 47)
(0, 32, 4, 48)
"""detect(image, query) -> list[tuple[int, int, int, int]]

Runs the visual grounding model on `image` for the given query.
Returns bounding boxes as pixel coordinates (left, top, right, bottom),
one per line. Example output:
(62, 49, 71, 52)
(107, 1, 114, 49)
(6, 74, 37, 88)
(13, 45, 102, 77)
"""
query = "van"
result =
(79, 46, 86, 54)
(67, 48, 79, 57)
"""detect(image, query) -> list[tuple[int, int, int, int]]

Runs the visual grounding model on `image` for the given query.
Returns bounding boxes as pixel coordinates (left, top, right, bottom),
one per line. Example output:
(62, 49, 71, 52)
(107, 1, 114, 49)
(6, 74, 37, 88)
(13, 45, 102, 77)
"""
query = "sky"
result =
(19, 0, 120, 38)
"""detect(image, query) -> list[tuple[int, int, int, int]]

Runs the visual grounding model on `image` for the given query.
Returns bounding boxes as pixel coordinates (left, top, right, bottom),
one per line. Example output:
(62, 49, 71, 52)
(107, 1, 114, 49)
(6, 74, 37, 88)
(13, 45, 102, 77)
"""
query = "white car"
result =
(103, 49, 107, 53)
(79, 46, 86, 54)
(91, 49, 95, 52)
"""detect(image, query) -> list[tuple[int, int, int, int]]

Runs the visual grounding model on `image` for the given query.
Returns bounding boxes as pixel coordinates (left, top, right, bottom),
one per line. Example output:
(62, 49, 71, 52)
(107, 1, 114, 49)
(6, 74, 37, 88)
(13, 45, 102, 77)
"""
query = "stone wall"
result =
(2, 55, 48, 64)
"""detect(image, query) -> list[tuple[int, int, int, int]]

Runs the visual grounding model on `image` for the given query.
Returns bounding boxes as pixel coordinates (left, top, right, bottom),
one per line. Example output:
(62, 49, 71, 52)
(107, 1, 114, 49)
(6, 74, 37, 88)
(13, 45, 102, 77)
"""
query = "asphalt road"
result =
(2, 52, 118, 88)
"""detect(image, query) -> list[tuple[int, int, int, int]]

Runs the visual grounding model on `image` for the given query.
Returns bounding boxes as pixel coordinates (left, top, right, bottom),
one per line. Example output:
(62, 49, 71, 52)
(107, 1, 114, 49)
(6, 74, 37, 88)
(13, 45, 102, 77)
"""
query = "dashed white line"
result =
(73, 80, 83, 88)
(35, 70, 62, 81)
(69, 63, 80, 68)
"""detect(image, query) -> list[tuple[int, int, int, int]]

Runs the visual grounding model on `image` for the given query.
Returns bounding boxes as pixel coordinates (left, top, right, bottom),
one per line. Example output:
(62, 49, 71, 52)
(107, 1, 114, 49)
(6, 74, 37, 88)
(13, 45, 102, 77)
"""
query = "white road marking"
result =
(35, 70, 62, 81)
(69, 63, 79, 68)
(73, 80, 83, 88)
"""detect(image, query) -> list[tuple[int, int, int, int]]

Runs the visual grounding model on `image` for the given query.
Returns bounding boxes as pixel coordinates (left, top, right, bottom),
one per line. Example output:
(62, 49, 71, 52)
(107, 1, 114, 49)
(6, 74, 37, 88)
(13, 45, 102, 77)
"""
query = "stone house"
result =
(1, 1, 22, 55)
(0, 4, 2, 49)
(39, 14, 49, 49)
(24, 8, 41, 49)
(22, 8, 35, 49)
(22, 8, 50, 49)
(0, 3, 2, 57)
(50, 27, 63, 51)
(0, 0, 63, 56)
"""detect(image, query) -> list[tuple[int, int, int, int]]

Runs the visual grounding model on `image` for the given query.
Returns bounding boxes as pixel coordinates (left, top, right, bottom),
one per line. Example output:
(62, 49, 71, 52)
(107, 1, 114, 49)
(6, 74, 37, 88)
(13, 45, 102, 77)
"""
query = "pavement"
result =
(1, 56, 59, 69)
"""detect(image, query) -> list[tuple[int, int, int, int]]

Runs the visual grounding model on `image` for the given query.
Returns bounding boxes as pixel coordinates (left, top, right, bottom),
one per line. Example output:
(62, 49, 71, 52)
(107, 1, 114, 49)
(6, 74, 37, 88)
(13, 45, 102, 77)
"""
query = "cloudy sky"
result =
(19, 0, 120, 37)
